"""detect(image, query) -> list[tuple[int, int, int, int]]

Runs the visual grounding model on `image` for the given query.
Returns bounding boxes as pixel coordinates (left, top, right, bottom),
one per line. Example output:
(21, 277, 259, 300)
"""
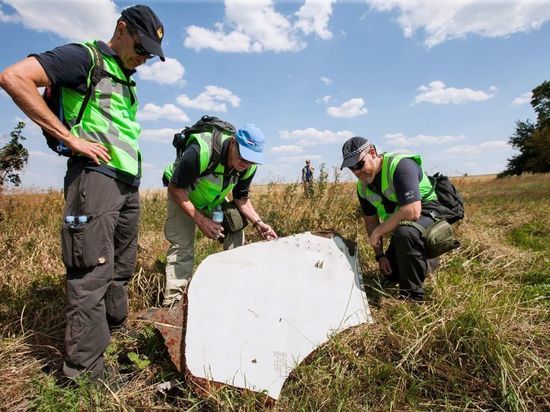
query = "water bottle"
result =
(212, 205, 224, 224)
(65, 215, 75, 227)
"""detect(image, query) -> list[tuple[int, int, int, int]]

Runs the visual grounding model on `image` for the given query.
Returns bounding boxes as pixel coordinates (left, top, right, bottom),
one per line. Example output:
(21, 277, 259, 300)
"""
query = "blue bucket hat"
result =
(235, 124, 265, 164)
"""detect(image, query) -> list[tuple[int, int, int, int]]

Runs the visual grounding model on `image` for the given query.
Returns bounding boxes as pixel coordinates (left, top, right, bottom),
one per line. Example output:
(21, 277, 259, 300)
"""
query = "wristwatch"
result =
(252, 218, 263, 228)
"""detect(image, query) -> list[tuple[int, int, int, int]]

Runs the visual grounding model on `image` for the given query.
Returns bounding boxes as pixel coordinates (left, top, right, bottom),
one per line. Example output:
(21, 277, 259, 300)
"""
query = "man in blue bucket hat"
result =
(161, 117, 278, 306)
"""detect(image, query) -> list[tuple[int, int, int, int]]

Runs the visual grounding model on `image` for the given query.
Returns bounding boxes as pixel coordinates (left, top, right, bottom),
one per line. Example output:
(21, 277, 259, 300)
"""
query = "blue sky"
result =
(1, 0, 549, 190)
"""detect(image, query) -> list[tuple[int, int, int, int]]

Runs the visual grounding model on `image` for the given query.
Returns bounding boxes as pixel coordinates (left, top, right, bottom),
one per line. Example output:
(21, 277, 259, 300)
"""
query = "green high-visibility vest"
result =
(61, 41, 141, 177)
(357, 153, 436, 222)
(163, 131, 256, 213)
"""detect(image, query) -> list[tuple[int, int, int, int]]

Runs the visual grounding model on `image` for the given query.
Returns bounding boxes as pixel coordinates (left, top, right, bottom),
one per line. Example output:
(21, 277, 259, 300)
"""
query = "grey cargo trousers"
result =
(61, 165, 139, 379)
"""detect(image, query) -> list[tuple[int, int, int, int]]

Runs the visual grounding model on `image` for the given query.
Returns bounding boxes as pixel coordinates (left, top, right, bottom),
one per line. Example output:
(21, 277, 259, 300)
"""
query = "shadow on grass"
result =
(0, 273, 67, 381)
(361, 269, 395, 309)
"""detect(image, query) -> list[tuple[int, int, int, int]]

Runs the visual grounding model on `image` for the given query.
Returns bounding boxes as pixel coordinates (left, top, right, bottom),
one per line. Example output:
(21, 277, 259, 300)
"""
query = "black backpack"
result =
(172, 115, 236, 176)
(427, 173, 465, 224)
(42, 43, 106, 156)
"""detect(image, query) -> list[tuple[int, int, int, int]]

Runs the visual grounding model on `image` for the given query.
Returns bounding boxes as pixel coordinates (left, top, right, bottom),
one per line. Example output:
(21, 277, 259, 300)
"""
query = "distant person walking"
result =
(302, 159, 315, 195)
(161, 121, 277, 306)
(0, 5, 165, 380)
(340, 137, 457, 301)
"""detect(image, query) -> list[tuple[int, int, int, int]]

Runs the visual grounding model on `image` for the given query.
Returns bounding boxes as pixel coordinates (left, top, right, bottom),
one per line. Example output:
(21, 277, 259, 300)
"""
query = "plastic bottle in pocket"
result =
(212, 205, 224, 223)
(65, 215, 76, 227)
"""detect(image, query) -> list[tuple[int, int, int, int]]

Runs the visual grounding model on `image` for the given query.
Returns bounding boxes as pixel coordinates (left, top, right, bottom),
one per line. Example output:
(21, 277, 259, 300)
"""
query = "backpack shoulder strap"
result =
(422, 174, 437, 200)
(200, 129, 224, 177)
(75, 42, 106, 125)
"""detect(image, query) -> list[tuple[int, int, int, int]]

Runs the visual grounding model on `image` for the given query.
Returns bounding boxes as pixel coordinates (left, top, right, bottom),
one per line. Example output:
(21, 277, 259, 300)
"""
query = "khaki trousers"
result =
(164, 196, 244, 302)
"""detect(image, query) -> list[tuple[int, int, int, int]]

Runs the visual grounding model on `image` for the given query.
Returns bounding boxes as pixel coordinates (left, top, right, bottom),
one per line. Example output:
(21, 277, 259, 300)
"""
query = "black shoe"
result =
(398, 291, 425, 302)
(380, 273, 399, 288)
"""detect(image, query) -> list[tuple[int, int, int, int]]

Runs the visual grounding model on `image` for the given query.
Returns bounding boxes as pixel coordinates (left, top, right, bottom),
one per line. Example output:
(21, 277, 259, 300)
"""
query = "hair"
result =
(114, 17, 137, 36)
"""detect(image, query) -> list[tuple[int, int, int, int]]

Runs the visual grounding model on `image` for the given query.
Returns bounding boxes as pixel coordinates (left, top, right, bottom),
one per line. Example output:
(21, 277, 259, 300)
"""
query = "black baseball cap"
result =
(121, 5, 165, 61)
(340, 136, 370, 170)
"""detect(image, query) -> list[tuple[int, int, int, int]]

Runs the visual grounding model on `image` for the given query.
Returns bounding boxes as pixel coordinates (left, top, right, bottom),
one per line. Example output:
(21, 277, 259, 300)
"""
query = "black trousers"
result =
(385, 215, 438, 300)
(61, 165, 139, 379)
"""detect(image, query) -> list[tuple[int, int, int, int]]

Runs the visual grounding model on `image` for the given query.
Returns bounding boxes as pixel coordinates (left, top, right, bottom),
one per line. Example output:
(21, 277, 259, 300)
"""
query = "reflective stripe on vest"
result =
(358, 153, 436, 221)
(61, 41, 141, 177)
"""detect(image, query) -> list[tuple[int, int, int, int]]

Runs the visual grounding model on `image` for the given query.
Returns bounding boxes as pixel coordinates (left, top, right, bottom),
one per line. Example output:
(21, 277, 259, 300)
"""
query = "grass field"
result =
(0, 174, 548, 411)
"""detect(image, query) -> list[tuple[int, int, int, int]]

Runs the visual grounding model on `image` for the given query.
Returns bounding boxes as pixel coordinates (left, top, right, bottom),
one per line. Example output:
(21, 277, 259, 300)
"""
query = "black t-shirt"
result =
(358, 158, 423, 216)
(32, 41, 140, 187)
(171, 139, 255, 200)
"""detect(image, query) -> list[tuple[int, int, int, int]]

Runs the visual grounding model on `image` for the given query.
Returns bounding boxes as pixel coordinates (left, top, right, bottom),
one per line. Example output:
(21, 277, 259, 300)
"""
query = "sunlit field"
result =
(1, 173, 548, 411)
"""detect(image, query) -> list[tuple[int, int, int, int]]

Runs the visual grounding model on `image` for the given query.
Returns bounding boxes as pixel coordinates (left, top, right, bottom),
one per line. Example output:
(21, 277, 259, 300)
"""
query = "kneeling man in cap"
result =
(341, 137, 452, 301)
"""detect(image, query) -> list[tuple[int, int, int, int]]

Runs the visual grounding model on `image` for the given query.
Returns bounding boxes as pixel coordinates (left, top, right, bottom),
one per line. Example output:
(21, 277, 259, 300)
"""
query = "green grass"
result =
(508, 222, 550, 251)
(1, 174, 549, 411)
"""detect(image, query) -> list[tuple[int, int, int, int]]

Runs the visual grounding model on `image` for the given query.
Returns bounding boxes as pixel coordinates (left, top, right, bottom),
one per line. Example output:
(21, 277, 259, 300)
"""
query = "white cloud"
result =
(28, 150, 61, 163)
(13, 116, 41, 136)
(138, 103, 190, 123)
(278, 154, 323, 163)
(295, 0, 335, 40)
(0, 4, 20, 23)
(137, 58, 186, 86)
(384, 132, 466, 147)
(414, 81, 496, 105)
(140, 128, 181, 143)
(270, 145, 304, 154)
(280, 127, 354, 146)
(511, 92, 532, 106)
(327, 98, 368, 118)
(444, 140, 511, 155)
(367, 0, 550, 47)
(176, 85, 240, 112)
(184, 25, 258, 53)
(3, 0, 117, 42)
(316, 95, 332, 104)
(320, 76, 332, 85)
(184, 0, 335, 53)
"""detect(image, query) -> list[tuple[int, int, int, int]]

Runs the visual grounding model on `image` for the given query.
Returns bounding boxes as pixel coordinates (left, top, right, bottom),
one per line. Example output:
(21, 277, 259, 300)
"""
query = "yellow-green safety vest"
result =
(163, 131, 256, 213)
(357, 153, 436, 221)
(62, 41, 141, 177)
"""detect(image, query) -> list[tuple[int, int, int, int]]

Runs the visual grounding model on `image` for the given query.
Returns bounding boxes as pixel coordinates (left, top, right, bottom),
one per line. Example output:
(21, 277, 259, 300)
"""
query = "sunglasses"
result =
(127, 24, 154, 59)
(133, 42, 154, 59)
(349, 156, 366, 171)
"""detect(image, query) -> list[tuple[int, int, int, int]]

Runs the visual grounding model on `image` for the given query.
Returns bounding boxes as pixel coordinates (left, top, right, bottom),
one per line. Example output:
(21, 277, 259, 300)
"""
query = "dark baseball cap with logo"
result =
(121, 5, 165, 61)
(340, 136, 370, 170)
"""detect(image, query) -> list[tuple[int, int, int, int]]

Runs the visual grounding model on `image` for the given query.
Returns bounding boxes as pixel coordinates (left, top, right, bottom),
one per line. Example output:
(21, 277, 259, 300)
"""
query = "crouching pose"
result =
(341, 136, 456, 301)
(162, 121, 277, 306)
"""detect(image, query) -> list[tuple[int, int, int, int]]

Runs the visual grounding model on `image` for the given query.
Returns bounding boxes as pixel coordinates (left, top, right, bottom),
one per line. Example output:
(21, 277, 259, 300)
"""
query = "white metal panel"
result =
(185, 232, 372, 399)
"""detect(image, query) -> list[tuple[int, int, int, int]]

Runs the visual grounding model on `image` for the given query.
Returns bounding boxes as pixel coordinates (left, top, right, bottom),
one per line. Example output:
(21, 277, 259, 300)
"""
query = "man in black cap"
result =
(341, 137, 453, 301)
(0, 5, 165, 380)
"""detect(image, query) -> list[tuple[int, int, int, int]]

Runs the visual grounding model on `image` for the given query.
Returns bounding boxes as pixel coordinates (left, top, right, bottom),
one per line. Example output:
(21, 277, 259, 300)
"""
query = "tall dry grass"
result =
(0, 174, 548, 411)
